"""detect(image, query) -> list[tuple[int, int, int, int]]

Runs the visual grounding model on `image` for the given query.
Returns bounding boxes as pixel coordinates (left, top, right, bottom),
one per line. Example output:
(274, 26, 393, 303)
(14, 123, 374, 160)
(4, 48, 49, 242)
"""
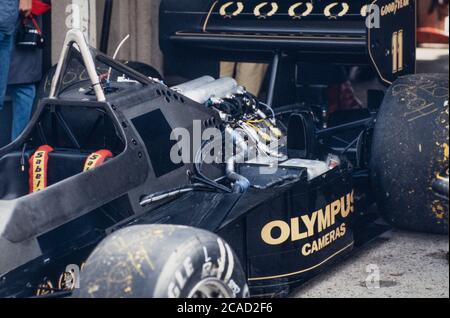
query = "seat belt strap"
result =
(29, 145, 54, 193)
(83, 150, 113, 172)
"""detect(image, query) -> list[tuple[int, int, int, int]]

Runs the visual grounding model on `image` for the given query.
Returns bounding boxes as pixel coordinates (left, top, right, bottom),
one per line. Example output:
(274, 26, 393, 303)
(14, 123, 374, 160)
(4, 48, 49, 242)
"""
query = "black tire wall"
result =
(76, 225, 248, 298)
(371, 74, 449, 234)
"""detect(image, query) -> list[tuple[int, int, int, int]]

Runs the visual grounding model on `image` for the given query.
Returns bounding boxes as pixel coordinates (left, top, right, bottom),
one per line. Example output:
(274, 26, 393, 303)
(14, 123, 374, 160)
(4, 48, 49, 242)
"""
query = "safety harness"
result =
(83, 150, 113, 172)
(29, 145, 54, 193)
(28, 146, 113, 193)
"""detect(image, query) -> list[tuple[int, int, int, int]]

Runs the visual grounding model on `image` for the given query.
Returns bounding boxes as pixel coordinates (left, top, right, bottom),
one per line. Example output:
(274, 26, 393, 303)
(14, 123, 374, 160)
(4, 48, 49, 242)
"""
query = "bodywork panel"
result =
(160, 0, 416, 84)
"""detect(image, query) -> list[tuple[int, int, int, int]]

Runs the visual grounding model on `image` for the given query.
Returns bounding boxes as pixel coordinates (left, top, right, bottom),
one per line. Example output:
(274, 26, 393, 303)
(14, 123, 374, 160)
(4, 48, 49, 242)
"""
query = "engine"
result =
(166, 76, 339, 195)
(173, 76, 284, 156)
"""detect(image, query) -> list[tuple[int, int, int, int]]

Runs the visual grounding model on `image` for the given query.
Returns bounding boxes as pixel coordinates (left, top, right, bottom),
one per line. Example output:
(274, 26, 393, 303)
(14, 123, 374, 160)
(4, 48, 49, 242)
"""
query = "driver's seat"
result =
(28, 146, 113, 194)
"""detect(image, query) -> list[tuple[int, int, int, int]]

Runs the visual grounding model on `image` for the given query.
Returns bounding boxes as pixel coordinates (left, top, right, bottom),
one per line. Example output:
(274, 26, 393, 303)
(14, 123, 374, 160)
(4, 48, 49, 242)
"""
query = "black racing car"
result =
(0, 0, 448, 298)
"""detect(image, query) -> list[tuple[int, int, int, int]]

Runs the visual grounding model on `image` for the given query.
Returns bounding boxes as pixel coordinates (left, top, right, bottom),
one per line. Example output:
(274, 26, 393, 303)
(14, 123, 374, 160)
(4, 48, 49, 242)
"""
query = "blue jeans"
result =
(0, 32, 13, 108)
(7, 84, 36, 141)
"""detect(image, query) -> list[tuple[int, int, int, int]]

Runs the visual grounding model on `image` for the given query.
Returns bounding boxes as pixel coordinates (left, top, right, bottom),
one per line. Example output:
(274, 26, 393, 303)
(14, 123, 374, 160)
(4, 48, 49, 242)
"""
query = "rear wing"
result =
(160, 0, 416, 84)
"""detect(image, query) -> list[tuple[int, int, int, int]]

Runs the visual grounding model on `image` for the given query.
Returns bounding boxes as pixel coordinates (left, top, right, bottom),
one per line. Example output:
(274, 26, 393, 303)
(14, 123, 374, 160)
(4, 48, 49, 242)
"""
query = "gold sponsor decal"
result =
(392, 31, 398, 73)
(254, 2, 279, 19)
(398, 29, 404, 72)
(288, 2, 314, 19)
(324, 2, 350, 19)
(301, 223, 347, 256)
(219, 1, 244, 18)
(214, 2, 376, 20)
(360, 4, 369, 17)
(392, 29, 404, 74)
(261, 191, 354, 255)
(248, 242, 354, 281)
(380, 0, 410, 17)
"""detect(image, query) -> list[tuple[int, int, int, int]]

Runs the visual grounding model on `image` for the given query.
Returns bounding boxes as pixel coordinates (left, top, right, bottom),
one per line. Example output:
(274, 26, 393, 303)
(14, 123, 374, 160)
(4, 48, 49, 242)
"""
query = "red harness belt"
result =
(83, 150, 113, 172)
(28, 147, 112, 193)
(29, 145, 54, 193)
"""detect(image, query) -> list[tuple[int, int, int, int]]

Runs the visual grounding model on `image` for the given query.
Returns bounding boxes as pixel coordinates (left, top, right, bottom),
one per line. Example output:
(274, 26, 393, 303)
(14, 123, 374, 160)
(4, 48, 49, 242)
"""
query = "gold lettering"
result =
(398, 29, 404, 72)
(311, 240, 319, 253)
(261, 220, 291, 245)
(302, 243, 312, 256)
(301, 212, 317, 237)
(291, 217, 308, 241)
(329, 228, 336, 242)
(317, 236, 325, 250)
(350, 191, 355, 213)
(317, 206, 331, 233)
(324, 232, 330, 246)
(261, 191, 354, 247)
(381, 0, 411, 16)
(340, 195, 351, 218)
(340, 223, 347, 237)
(330, 199, 341, 224)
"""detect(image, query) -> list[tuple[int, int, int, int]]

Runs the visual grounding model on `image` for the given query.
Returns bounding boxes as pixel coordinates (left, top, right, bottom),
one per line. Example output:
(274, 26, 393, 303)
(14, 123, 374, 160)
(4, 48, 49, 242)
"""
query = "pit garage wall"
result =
(51, 0, 163, 74)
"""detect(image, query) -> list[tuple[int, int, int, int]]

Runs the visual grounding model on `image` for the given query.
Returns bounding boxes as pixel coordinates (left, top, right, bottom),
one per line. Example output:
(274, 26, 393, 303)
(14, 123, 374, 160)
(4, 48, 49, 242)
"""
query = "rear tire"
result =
(371, 74, 449, 234)
(75, 225, 249, 298)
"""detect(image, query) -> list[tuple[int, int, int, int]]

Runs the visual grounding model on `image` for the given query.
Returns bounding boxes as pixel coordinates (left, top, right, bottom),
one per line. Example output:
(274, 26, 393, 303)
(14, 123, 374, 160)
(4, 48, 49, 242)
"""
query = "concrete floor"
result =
(292, 229, 449, 298)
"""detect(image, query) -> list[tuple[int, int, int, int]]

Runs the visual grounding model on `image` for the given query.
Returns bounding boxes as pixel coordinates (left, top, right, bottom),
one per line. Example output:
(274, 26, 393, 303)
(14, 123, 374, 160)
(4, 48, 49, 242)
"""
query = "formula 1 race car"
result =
(0, 0, 448, 298)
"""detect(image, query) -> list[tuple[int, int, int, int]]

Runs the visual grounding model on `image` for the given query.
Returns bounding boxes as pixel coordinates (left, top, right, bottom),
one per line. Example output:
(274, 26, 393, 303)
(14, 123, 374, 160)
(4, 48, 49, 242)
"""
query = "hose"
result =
(140, 184, 214, 206)
(225, 126, 251, 193)
(226, 155, 251, 193)
(140, 187, 195, 206)
(194, 139, 233, 193)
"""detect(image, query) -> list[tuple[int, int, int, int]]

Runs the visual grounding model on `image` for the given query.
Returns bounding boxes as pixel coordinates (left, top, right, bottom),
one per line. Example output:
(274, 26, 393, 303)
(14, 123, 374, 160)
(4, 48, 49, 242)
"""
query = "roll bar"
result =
(50, 29, 106, 102)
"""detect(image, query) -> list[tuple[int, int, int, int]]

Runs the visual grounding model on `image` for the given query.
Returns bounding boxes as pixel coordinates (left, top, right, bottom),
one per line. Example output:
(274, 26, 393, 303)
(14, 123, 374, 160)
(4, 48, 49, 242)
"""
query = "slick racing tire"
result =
(371, 74, 449, 234)
(75, 225, 249, 298)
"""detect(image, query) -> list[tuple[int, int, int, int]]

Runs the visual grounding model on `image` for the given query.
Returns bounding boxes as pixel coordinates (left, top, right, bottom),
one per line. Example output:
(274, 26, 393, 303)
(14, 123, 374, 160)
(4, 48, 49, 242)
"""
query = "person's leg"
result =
(0, 32, 13, 109)
(10, 84, 36, 141)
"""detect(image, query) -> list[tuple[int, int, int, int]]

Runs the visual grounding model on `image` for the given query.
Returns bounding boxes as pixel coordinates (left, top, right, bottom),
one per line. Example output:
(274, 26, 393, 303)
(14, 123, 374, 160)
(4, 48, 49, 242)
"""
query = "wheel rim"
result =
(188, 278, 234, 298)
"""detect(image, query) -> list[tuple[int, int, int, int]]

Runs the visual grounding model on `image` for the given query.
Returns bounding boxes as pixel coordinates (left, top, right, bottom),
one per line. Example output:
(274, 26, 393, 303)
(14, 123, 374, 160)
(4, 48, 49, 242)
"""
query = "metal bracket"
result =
(266, 52, 281, 107)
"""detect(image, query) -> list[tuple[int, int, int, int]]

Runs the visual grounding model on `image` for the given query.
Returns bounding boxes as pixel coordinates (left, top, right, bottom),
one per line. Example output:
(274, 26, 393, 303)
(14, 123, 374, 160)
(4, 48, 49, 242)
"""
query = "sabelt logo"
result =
(83, 149, 113, 172)
(29, 145, 54, 193)
(32, 151, 47, 191)
(261, 191, 354, 256)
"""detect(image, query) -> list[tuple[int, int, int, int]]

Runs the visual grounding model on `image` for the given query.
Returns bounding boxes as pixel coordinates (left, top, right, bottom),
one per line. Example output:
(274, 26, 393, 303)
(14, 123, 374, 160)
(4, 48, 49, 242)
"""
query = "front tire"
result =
(75, 225, 249, 298)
